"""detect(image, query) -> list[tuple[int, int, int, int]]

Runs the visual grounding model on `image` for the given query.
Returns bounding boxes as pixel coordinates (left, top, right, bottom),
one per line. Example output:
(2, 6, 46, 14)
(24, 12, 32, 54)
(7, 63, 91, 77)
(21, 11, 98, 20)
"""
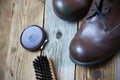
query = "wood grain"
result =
(4, 0, 44, 80)
(0, 0, 14, 79)
(115, 51, 120, 80)
(76, 58, 115, 80)
(44, 0, 77, 80)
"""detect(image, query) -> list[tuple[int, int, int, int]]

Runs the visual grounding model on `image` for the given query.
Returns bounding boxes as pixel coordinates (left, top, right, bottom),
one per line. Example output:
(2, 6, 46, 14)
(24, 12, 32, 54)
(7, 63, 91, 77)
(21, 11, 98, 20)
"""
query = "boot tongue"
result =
(102, 0, 120, 33)
(85, 0, 109, 31)
(85, 0, 120, 33)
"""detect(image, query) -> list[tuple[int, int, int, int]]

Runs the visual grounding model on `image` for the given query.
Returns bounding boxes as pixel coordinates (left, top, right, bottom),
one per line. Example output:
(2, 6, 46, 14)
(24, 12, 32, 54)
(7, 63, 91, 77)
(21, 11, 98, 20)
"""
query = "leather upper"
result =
(70, 0, 120, 63)
(53, 0, 93, 20)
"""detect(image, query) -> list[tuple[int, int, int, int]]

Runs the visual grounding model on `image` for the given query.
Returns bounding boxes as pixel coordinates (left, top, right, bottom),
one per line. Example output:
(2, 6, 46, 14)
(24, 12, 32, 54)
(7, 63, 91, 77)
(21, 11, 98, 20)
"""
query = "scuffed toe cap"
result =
(69, 38, 109, 65)
(69, 39, 91, 63)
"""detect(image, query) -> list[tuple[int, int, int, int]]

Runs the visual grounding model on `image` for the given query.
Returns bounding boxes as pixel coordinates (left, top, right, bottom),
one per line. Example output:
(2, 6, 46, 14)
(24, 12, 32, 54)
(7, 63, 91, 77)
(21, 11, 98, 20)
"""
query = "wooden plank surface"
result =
(76, 58, 115, 80)
(0, 0, 14, 80)
(0, 0, 120, 80)
(4, 0, 44, 80)
(115, 51, 120, 80)
(44, 0, 77, 80)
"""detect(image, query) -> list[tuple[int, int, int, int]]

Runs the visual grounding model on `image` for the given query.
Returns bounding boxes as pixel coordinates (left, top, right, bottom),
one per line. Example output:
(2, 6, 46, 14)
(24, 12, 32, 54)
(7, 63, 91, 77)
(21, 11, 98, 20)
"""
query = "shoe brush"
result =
(33, 54, 56, 80)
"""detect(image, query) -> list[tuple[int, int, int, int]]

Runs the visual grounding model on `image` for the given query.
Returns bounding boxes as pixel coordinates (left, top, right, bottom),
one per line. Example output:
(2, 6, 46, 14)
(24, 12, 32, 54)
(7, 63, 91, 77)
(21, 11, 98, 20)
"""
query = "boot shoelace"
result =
(85, 0, 120, 33)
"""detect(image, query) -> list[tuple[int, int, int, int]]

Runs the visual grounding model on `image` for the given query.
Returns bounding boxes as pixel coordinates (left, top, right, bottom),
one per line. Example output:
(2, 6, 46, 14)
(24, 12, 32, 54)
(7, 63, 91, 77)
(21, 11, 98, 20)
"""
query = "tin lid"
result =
(20, 25, 48, 51)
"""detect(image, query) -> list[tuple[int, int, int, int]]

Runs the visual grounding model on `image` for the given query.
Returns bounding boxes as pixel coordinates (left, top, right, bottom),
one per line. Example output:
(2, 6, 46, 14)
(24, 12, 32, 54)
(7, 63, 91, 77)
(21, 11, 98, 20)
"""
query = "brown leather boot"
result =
(52, 0, 93, 20)
(69, 0, 120, 66)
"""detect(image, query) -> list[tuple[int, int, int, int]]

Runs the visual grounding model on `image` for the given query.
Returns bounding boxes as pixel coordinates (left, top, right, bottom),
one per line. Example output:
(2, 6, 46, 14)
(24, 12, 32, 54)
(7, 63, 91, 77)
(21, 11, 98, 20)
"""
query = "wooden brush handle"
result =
(49, 60, 56, 80)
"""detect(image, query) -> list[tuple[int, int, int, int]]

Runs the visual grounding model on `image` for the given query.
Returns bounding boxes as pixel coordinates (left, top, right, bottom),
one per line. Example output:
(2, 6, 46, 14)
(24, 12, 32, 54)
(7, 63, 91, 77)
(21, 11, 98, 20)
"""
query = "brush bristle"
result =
(33, 55, 55, 80)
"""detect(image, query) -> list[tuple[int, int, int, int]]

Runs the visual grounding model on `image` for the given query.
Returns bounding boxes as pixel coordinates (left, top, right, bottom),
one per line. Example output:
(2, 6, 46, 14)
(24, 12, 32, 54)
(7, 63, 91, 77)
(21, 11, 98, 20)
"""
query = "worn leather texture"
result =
(53, 0, 93, 20)
(69, 0, 120, 64)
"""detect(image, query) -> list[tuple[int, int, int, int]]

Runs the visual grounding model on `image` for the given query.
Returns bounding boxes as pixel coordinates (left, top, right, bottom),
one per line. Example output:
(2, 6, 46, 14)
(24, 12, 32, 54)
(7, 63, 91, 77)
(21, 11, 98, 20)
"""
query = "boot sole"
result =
(69, 53, 114, 66)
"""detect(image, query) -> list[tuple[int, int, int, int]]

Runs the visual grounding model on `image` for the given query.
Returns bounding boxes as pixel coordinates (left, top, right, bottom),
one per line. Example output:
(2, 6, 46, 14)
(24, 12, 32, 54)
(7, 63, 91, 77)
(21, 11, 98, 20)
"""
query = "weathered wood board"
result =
(115, 51, 120, 80)
(44, 0, 76, 80)
(3, 0, 45, 80)
(0, 0, 14, 80)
